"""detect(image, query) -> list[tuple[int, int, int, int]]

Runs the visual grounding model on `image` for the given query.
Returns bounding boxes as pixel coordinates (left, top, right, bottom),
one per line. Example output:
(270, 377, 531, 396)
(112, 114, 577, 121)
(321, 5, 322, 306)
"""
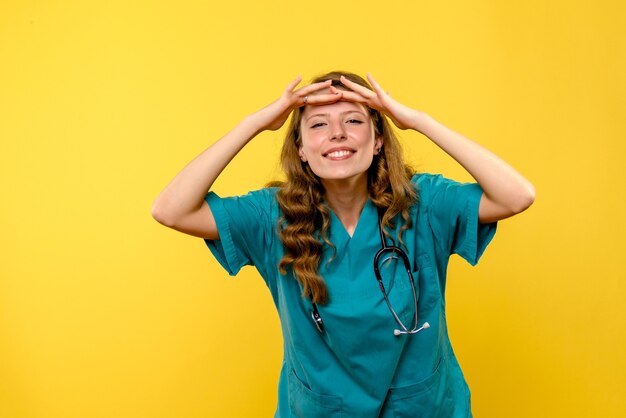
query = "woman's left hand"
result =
(340, 74, 535, 223)
(335, 74, 421, 131)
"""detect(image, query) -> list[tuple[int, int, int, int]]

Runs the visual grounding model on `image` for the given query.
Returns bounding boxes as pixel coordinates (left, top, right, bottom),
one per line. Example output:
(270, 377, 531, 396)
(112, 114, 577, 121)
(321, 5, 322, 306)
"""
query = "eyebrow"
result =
(305, 110, 367, 122)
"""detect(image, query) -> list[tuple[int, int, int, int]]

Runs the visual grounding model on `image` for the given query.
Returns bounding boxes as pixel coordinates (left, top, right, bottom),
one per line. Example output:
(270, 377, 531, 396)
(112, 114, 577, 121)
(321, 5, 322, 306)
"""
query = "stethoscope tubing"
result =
(374, 212, 420, 335)
(310, 209, 426, 336)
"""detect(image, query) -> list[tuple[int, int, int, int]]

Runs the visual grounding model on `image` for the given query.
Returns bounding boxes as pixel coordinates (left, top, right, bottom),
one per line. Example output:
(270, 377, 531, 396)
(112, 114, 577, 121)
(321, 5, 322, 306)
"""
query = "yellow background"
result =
(1, 0, 624, 417)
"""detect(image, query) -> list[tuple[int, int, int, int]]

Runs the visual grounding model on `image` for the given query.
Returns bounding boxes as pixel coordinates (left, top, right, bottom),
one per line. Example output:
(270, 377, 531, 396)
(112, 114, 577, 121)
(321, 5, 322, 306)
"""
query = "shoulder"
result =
(243, 186, 279, 201)
(411, 172, 455, 189)
(217, 186, 279, 203)
(410, 173, 446, 204)
(410, 173, 483, 209)
(206, 186, 280, 219)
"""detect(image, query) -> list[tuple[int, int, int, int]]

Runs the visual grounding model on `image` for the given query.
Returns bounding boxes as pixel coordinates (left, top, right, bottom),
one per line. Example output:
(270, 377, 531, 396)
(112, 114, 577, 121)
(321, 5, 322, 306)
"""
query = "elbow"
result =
(511, 183, 536, 214)
(151, 197, 176, 227)
(481, 183, 536, 223)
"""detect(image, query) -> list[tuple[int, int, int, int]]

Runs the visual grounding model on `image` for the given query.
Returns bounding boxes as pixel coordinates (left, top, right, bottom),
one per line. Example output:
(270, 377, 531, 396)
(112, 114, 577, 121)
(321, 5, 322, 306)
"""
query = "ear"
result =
(298, 147, 308, 162)
(373, 137, 383, 155)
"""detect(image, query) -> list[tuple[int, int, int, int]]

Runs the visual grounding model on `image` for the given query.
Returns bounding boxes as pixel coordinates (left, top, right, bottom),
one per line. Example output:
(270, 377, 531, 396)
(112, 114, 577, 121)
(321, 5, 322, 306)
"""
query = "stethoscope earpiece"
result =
(394, 322, 429, 337)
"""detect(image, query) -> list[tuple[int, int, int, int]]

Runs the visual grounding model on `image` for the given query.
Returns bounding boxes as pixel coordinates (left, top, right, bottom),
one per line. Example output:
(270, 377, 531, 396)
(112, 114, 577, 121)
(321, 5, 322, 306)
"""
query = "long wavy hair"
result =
(269, 71, 417, 305)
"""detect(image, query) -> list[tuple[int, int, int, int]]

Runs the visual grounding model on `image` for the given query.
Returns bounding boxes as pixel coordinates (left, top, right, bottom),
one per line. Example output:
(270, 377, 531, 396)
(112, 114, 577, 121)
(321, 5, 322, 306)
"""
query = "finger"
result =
(329, 85, 372, 106)
(295, 80, 332, 97)
(339, 75, 376, 99)
(333, 89, 370, 104)
(329, 85, 354, 98)
(366, 73, 387, 97)
(294, 80, 335, 106)
(284, 76, 303, 93)
(302, 92, 343, 106)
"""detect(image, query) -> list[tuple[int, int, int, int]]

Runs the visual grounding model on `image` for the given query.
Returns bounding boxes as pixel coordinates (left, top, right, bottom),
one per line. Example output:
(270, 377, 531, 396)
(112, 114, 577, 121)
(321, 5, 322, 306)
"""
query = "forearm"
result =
(151, 116, 263, 225)
(412, 112, 535, 216)
(333, 73, 534, 220)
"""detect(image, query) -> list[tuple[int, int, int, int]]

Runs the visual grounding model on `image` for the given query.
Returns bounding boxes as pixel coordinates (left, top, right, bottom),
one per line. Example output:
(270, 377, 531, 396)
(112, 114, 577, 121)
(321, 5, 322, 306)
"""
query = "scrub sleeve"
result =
(204, 187, 279, 295)
(426, 174, 493, 264)
(420, 174, 495, 292)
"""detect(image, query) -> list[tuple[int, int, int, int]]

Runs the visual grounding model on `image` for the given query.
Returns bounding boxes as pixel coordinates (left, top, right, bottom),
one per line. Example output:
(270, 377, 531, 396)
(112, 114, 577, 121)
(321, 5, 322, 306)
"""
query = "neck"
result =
(322, 177, 369, 237)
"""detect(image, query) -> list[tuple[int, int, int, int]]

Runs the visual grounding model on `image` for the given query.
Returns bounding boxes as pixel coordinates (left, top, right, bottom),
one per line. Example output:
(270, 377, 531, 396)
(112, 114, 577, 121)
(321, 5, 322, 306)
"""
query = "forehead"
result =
(301, 100, 370, 120)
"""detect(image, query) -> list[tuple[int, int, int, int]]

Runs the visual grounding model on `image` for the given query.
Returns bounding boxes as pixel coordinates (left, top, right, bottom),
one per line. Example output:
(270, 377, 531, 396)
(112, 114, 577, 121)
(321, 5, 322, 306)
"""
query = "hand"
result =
(334, 74, 421, 131)
(250, 77, 343, 132)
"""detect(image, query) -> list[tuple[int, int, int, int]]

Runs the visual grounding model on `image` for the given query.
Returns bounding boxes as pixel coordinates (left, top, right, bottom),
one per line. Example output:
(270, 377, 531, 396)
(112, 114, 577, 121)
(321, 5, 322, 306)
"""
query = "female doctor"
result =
(152, 71, 535, 417)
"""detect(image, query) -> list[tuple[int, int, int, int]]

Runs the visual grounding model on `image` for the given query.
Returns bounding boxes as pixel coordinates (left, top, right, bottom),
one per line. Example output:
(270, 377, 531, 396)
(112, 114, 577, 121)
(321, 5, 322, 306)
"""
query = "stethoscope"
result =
(311, 210, 430, 337)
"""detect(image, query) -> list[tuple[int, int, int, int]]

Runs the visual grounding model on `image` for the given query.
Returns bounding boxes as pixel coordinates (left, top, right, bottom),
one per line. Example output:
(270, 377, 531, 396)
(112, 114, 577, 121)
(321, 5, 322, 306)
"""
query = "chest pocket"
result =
(288, 368, 344, 418)
(383, 358, 470, 418)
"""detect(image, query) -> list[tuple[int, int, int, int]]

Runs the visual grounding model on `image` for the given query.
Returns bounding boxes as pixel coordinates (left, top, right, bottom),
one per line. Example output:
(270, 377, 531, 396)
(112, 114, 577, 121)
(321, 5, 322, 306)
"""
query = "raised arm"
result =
(151, 77, 339, 239)
(337, 74, 536, 223)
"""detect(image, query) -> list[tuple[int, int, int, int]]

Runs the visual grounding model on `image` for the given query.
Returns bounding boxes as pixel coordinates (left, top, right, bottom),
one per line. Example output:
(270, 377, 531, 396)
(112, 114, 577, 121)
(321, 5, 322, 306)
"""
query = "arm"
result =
(151, 77, 338, 239)
(403, 113, 535, 223)
(337, 74, 536, 223)
(151, 118, 262, 240)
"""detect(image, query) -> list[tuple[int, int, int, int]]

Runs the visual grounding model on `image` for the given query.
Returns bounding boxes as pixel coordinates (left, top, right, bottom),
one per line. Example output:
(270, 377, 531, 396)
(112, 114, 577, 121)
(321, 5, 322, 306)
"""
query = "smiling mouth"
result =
(324, 150, 354, 159)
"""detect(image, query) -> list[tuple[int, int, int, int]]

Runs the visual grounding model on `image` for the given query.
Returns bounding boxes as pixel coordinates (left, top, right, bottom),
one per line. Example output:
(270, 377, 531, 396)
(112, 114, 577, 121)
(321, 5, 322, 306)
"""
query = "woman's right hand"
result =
(152, 76, 344, 239)
(249, 77, 343, 132)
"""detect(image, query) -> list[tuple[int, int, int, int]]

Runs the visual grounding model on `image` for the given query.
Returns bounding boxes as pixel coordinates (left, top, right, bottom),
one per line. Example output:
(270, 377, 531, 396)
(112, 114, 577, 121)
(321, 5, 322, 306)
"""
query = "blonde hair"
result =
(269, 71, 417, 304)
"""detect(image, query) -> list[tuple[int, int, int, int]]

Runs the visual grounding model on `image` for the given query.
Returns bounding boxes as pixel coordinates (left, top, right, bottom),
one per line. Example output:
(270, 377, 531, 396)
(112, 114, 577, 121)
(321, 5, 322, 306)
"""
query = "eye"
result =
(310, 122, 326, 128)
(347, 119, 363, 124)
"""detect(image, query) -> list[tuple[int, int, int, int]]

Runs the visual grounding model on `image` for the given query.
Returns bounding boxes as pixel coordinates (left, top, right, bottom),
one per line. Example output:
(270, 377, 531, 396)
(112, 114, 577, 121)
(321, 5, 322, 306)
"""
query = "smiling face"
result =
(298, 99, 382, 187)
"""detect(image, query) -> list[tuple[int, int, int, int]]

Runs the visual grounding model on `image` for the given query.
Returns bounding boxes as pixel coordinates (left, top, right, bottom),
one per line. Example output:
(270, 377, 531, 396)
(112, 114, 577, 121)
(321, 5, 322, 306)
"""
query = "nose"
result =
(330, 120, 346, 141)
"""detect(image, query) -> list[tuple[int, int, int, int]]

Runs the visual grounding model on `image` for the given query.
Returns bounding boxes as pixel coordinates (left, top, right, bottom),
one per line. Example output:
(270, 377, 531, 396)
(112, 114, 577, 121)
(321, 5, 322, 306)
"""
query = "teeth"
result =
(326, 150, 352, 158)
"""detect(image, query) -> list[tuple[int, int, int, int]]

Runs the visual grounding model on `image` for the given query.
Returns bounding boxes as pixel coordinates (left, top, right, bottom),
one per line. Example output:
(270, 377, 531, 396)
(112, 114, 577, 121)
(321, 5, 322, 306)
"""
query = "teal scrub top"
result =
(204, 173, 497, 417)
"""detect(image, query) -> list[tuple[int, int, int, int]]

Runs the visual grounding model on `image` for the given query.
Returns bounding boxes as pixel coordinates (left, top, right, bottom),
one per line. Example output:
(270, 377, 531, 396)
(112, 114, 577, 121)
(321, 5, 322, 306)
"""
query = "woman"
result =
(152, 71, 535, 417)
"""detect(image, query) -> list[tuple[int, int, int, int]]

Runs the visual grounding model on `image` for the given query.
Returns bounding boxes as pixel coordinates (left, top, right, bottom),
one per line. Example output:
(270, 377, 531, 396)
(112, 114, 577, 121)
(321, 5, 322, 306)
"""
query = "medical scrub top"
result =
(204, 173, 497, 417)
